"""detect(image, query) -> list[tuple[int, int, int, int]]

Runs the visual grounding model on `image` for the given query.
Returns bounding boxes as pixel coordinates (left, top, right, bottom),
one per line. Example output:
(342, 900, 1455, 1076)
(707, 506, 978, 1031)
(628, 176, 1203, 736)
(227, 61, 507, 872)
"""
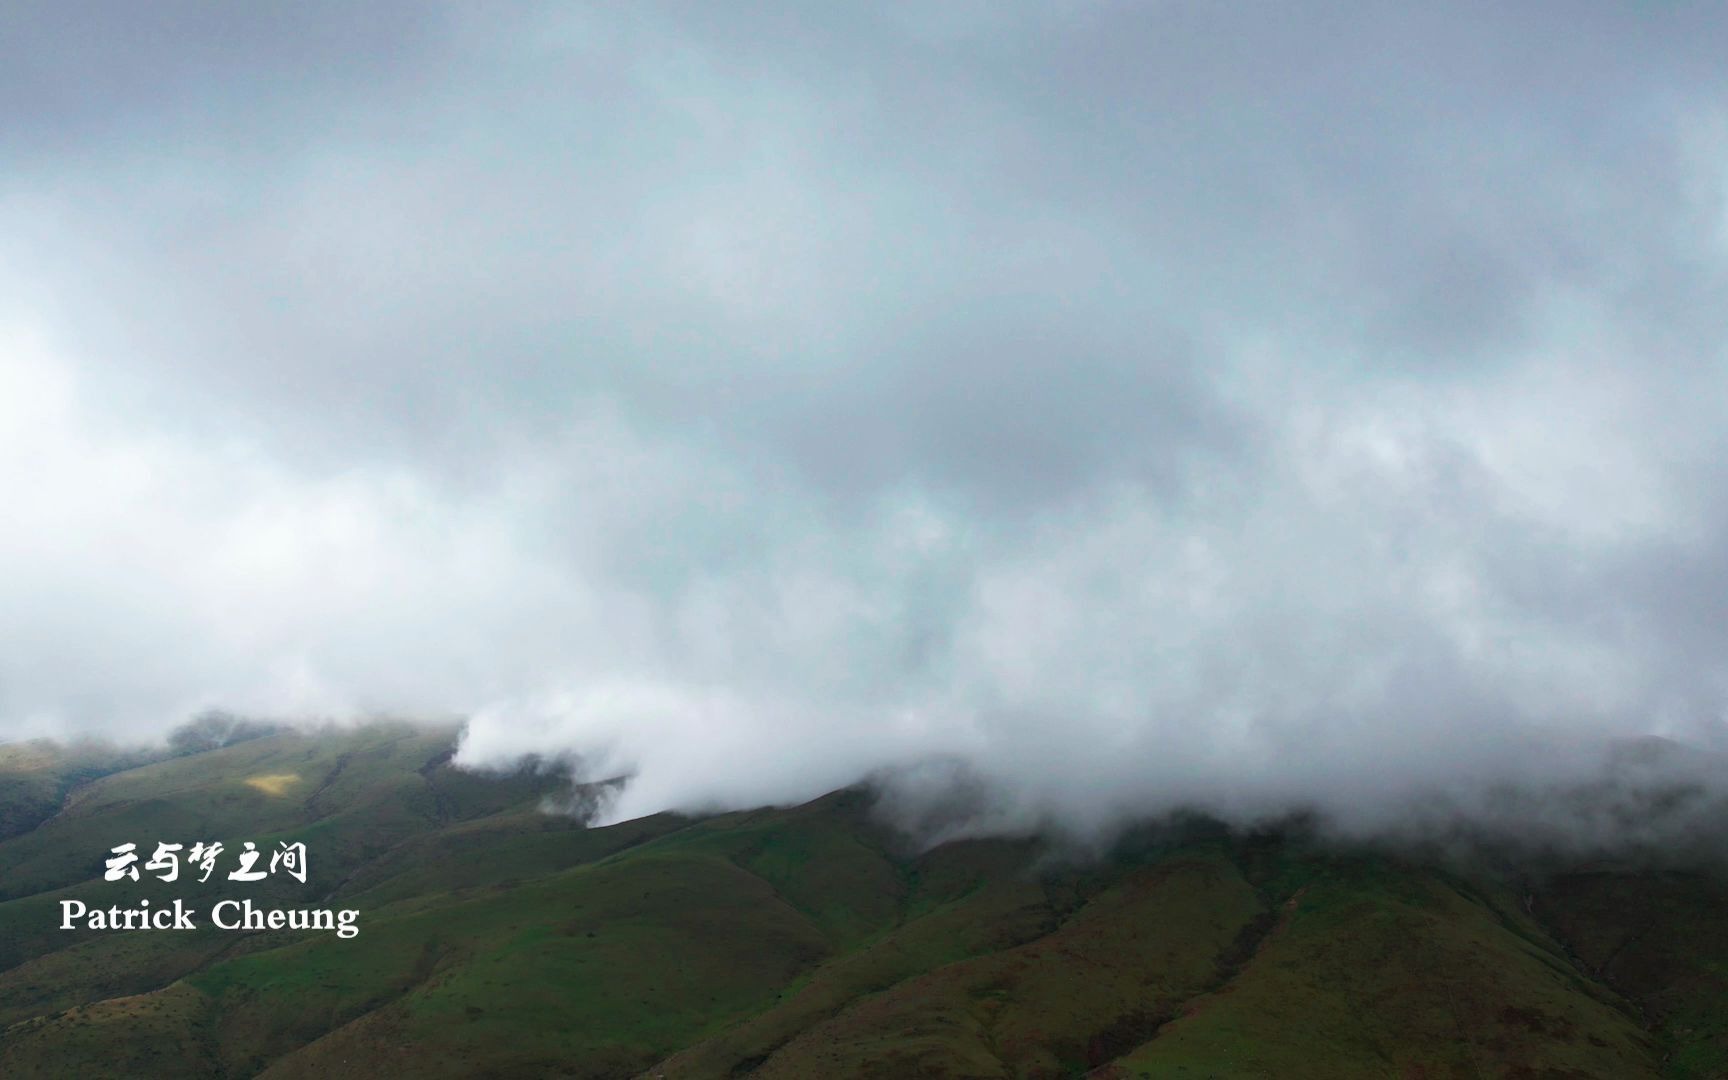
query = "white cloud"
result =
(3, 3, 1728, 844)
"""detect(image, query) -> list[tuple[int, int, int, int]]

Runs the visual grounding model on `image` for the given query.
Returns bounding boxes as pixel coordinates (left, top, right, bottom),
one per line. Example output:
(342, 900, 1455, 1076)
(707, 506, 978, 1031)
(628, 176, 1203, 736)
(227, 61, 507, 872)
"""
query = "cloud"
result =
(2, 3, 1728, 840)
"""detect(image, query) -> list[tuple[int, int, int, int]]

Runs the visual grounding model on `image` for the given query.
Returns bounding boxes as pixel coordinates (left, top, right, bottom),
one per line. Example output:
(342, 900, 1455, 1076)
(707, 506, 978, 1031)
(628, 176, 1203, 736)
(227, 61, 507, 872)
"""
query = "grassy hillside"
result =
(1, 724, 1725, 1078)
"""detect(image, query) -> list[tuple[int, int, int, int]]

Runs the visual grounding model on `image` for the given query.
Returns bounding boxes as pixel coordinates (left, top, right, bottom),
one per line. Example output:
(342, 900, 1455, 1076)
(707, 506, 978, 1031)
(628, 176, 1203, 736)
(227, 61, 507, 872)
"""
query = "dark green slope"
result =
(1, 726, 1725, 1079)
(0, 739, 162, 842)
(1537, 871, 1728, 1078)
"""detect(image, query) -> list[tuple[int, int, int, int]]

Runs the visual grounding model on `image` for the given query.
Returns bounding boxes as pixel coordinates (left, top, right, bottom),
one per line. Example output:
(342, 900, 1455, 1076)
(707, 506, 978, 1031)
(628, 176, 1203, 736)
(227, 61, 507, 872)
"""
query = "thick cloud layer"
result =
(3, 3, 1727, 835)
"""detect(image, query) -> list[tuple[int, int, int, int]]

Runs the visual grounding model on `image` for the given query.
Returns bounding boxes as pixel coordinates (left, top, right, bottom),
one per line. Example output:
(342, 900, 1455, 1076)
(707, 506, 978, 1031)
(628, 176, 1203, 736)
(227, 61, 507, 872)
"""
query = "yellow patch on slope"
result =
(244, 773, 302, 796)
(0, 742, 59, 770)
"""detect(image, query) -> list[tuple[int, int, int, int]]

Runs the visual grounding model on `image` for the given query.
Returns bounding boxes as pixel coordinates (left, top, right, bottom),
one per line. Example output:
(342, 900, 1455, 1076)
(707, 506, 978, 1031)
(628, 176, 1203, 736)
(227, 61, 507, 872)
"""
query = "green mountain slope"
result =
(1, 725, 1724, 1078)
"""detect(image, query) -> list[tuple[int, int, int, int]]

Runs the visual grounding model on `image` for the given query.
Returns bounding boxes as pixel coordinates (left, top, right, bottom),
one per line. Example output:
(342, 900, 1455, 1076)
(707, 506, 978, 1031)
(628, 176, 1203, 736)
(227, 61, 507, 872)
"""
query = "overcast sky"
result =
(3, 2, 1727, 834)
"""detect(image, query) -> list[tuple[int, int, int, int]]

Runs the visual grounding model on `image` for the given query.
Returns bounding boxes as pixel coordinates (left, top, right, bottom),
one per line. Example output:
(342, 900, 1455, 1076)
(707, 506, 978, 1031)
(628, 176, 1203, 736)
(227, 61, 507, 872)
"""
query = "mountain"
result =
(1, 724, 1725, 1078)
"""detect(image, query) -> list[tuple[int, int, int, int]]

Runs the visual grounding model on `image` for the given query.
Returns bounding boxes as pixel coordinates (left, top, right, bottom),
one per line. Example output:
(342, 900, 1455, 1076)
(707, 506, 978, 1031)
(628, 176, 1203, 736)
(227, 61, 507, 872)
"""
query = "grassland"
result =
(1, 724, 1725, 1078)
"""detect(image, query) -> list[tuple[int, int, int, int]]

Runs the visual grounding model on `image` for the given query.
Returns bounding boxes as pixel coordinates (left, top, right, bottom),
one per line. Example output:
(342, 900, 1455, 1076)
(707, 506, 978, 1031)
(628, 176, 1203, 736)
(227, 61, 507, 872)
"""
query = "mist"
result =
(3, 3, 1727, 845)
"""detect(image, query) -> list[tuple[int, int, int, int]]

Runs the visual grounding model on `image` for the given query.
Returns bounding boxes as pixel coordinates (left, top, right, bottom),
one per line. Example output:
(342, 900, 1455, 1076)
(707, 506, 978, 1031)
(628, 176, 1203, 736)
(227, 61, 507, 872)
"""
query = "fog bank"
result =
(2, 3, 1726, 841)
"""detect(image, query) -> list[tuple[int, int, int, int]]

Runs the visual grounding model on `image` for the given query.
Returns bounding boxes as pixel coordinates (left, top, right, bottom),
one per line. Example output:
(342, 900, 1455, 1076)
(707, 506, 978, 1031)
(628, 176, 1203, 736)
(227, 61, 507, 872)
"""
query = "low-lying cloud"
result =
(3, 3, 1727, 842)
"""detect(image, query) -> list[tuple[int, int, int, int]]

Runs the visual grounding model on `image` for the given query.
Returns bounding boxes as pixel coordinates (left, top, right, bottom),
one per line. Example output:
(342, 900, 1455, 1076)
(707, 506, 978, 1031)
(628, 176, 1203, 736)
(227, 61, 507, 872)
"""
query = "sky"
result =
(3, 2, 1728, 837)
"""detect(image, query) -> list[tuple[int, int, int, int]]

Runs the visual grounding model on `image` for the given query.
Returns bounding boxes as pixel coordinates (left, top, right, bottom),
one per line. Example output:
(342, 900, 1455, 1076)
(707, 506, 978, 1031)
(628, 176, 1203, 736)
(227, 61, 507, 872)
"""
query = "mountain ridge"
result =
(1, 724, 1725, 1078)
